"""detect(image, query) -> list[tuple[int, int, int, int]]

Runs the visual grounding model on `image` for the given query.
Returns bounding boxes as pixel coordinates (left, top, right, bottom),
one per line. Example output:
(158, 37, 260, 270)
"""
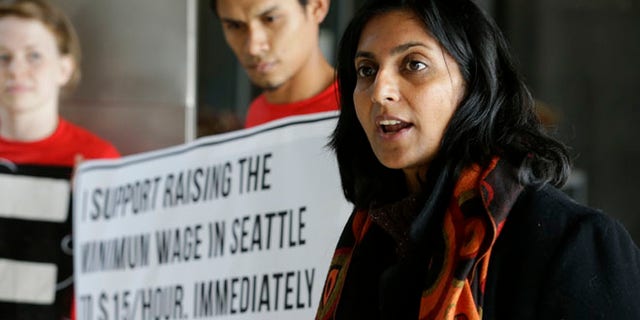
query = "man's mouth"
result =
(257, 62, 274, 73)
(247, 60, 275, 73)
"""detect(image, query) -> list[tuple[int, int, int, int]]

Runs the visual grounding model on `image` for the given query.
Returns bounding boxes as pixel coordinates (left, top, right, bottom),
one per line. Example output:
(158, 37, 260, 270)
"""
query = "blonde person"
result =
(0, 0, 118, 318)
(316, 0, 640, 318)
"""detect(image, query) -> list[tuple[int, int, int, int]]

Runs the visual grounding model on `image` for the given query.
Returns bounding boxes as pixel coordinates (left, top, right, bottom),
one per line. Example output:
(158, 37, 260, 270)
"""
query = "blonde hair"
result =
(0, 0, 81, 89)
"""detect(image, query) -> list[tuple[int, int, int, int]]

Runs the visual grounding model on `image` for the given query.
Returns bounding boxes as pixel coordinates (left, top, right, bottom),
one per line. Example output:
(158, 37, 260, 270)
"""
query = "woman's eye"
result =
(406, 60, 427, 71)
(356, 65, 376, 78)
(0, 53, 10, 64)
(27, 51, 41, 62)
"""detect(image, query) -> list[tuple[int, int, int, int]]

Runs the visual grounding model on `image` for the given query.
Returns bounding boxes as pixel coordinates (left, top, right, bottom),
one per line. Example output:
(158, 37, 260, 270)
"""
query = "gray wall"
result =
(53, 0, 197, 155)
(498, 0, 640, 244)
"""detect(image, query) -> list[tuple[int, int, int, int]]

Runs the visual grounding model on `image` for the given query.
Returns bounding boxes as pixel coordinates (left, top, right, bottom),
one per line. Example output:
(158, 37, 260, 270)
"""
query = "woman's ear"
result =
(308, 0, 330, 24)
(57, 54, 75, 87)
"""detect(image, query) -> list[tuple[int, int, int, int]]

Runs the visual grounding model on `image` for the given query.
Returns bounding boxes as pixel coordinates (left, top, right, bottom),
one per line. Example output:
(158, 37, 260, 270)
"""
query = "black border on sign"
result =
(78, 113, 339, 173)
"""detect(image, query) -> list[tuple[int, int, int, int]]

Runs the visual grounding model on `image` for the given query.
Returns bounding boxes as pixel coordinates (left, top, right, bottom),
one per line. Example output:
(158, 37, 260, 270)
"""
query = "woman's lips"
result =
(377, 119, 412, 134)
(5, 85, 32, 94)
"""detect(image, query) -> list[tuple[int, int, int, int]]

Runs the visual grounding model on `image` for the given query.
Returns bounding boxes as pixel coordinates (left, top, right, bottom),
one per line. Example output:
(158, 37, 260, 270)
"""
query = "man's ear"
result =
(308, 0, 330, 24)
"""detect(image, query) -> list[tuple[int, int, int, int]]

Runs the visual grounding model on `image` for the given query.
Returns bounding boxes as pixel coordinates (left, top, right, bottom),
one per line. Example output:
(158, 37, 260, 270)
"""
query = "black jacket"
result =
(316, 165, 640, 320)
(485, 185, 640, 319)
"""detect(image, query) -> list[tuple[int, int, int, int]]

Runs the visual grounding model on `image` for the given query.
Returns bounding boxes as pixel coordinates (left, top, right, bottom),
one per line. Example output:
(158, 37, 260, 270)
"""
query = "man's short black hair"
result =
(209, 0, 309, 17)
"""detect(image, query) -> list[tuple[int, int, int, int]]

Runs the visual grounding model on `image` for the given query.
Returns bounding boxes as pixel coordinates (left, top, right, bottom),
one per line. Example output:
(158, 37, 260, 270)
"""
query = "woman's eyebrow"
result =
(390, 41, 432, 55)
(355, 41, 433, 60)
(354, 51, 374, 60)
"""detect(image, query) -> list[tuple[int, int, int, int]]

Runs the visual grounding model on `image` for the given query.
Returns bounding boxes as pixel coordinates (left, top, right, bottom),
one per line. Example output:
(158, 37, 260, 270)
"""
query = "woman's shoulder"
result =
(511, 184, 619, 238)
(486, 184, 640, 319)
(502, 184, 639, 268)
(59, 119, 120, 159)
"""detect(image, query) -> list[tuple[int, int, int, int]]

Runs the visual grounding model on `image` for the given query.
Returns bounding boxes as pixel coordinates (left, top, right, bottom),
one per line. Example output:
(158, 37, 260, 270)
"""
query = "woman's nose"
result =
(4, 56, 26, 78)
(370, 69, 400, 104)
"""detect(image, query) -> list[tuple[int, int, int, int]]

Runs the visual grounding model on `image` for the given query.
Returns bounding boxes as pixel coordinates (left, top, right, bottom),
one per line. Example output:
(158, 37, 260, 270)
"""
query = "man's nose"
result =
(246, 26, 269, 56)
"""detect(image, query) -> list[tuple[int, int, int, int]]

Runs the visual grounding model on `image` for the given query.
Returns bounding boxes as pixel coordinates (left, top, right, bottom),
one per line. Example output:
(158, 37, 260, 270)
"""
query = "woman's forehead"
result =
(356, 10, 439, 55)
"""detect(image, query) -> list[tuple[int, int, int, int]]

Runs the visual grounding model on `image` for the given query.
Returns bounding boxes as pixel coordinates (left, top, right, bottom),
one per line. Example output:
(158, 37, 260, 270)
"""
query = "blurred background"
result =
(52, 0, 639, 243)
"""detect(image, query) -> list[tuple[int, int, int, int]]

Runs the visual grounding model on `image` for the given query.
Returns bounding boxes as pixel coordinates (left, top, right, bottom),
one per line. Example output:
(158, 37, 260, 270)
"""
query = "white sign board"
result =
(73, 113, 351, 320)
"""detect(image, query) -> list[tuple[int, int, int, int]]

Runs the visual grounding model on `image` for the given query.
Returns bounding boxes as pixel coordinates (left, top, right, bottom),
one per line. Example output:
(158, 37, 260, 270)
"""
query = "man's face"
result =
(217, 0, 320, 91)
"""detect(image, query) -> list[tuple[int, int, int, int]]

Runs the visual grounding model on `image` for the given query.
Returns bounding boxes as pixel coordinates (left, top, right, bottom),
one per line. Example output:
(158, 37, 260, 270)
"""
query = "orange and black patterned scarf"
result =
(316, 158, 524, 319)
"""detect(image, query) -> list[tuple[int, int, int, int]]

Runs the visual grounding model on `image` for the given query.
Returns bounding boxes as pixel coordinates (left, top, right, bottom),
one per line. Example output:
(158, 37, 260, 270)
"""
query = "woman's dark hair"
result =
(331, 0, 571, 209)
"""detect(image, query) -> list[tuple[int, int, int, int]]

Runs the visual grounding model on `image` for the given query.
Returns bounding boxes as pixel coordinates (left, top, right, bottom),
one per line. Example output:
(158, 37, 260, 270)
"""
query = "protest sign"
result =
(73, 112, 351, 320)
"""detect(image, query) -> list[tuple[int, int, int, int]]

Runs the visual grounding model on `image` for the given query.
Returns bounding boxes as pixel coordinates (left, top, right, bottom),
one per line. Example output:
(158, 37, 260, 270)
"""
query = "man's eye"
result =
(356, 65, 376, 78)
(406, 60, 427, 71)
(224, 22, 243, 31)
(263, 15, 277, 24)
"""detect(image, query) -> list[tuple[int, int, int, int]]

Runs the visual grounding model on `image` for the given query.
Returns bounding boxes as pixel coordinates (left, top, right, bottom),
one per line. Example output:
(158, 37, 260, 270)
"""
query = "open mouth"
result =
(378, 119, 412, 134)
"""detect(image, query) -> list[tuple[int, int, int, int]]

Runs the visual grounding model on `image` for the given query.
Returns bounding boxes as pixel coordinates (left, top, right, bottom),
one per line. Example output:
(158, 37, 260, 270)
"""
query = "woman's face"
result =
(353, 9, 465, 190)
(0, 17, 73, 115)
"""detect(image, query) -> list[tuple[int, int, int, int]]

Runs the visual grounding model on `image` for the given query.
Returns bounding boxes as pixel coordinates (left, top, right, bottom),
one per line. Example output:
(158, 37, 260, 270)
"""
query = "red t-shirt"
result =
(0, 117, 120, 166)
(244, 81, 340, 128)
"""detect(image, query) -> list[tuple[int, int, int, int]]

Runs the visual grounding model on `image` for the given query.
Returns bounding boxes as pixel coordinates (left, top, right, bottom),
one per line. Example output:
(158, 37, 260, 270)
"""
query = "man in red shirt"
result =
(211, 0, 339, 128)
